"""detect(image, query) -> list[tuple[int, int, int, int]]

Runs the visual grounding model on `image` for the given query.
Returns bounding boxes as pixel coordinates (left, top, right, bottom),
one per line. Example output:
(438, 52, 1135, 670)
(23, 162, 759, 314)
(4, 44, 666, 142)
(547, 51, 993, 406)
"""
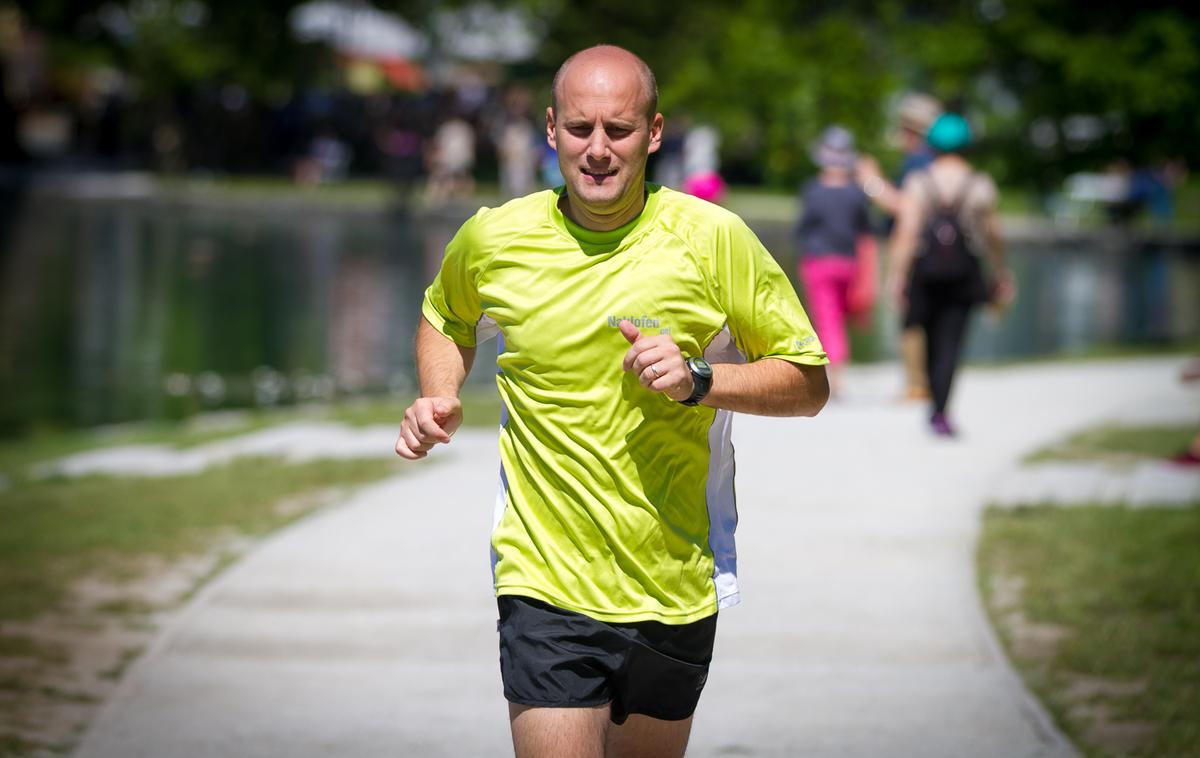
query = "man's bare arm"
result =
(395, 317, 477, 460)
(705, 359, 828, 417)
(620, 320, 829, 418)
(416, 317, 475, 396)
(857, 155, 903, 217)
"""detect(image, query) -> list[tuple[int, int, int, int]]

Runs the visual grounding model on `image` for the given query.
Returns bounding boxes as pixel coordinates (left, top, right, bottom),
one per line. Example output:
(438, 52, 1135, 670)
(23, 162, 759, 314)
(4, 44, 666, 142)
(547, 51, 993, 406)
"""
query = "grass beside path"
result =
(1024, 423, 1196, 464)
(983, 421, 1200, 756)
(979, 504, 1200, 757)
(0, 388, 501, 641)
(0, 398, 471, 756)
(0, 456, 403, 623)
(0, 454, 406, 755)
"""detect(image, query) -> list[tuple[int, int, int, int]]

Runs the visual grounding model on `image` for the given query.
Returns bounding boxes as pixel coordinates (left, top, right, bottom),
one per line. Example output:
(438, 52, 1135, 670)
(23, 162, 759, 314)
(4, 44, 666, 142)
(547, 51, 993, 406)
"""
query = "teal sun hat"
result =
(926, 113, 972, 152)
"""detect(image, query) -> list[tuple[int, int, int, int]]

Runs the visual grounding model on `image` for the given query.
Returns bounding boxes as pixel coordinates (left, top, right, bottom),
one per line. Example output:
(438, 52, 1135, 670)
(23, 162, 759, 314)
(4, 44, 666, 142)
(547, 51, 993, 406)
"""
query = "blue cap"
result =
(927, 113, 972, 152)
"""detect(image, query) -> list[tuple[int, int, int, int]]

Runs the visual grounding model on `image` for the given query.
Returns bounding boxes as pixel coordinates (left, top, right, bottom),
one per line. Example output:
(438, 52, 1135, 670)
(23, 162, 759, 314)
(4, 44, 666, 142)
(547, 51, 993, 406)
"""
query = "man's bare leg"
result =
(901, 326, 930, 400)
(605, 714, 694, 758)
(509, 703, 610, 758)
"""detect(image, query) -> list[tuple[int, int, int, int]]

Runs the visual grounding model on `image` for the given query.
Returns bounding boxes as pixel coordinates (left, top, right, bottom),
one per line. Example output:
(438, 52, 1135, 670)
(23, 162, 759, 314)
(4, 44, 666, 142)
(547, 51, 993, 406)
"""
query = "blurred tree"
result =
(519, 0, 897, 184)
(522, 0, 1200, 189)
(27, 1, 324, 97)
(889, 0, 1200, 188)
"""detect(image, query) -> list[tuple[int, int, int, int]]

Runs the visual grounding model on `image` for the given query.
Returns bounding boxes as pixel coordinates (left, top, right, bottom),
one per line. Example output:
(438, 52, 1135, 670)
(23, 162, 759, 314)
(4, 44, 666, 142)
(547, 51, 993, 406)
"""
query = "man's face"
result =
(547, 61, 663, 218)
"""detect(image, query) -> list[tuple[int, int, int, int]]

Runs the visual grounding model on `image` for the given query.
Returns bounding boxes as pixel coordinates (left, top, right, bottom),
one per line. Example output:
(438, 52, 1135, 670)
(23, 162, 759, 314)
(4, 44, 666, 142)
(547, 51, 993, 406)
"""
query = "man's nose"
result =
(586, 129, 609, 161)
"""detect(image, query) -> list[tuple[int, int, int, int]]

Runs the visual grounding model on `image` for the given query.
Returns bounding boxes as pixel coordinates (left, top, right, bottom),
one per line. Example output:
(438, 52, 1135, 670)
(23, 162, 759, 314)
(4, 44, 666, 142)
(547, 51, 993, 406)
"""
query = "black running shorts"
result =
(497, 595, 717, 725)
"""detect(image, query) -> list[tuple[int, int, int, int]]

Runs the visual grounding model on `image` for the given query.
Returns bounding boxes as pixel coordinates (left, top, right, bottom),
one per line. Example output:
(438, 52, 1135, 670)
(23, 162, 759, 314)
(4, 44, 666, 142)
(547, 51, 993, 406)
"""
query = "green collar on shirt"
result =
(550, 184, 664, 252)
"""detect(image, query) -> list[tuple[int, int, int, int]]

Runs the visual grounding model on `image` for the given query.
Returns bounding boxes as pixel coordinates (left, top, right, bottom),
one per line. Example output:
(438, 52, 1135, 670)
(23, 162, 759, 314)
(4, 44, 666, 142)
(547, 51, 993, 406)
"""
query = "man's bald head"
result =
(551, 45, 658, 122)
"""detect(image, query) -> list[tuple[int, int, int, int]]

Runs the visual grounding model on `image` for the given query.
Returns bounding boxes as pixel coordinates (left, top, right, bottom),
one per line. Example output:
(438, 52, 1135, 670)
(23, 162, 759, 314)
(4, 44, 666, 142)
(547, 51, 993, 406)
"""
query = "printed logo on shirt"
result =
(608, 315, 671, 335)
(794, 336, 818, 351)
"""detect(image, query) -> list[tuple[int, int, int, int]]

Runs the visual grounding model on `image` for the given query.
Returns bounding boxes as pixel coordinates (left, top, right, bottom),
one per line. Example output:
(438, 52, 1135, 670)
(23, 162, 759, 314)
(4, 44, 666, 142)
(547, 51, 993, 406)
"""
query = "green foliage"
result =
(523, 0, 1200, 187)
(662, 4, 895, 184)
(25, 0, 331, 99)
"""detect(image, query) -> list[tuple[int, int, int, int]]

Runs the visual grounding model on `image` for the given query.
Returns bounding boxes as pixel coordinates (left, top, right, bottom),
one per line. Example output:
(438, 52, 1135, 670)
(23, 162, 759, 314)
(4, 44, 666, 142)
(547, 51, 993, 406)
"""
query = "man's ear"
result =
(546, 107, 557, 150)
(647, 113, 664, 155)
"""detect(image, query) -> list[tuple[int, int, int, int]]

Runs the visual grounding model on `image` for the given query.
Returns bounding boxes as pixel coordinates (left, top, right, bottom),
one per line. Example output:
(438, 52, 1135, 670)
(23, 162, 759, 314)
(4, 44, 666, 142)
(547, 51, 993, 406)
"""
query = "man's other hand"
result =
(619, 320, 694, 402)
(395, 397, 464, 460)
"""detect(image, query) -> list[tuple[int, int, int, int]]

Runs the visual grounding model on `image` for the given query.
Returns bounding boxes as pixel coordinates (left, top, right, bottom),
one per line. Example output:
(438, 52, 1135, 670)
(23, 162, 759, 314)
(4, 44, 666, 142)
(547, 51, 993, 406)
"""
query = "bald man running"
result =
(396, 45, 830, 758)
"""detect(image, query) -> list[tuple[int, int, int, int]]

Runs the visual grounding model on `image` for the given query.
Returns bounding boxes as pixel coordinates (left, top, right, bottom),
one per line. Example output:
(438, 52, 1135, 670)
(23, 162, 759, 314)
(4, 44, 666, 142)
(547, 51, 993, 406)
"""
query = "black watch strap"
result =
(681, 357, 713, 406)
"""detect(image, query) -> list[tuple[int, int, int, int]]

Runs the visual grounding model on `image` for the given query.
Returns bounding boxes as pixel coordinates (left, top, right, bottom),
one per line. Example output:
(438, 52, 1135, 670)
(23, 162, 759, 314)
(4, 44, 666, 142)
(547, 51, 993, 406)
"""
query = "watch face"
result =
(691, 357, 713, 379)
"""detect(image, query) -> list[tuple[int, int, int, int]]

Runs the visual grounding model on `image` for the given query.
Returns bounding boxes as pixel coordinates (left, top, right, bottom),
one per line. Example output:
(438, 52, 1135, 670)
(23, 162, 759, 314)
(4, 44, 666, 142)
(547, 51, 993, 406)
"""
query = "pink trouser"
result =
(800, 255, 858, 365)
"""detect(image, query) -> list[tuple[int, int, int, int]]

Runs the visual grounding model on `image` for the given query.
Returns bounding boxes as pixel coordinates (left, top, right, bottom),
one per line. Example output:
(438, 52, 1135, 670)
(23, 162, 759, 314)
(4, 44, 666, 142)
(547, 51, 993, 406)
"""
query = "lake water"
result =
(2, 184, 1197, 432)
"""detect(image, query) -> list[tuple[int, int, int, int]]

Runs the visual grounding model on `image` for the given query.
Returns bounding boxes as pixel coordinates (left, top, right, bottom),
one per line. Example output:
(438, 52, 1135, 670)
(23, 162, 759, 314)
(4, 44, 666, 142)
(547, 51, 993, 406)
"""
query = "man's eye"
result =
(568, 127, 592, 137)
(607, 128, 632, 138)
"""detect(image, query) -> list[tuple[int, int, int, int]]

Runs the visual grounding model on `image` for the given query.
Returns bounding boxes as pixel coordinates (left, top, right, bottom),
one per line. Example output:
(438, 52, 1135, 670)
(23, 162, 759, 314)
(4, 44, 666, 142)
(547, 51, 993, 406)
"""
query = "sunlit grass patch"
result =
(978, 504, 1200, 757)
(1024, 424, 1196, 464)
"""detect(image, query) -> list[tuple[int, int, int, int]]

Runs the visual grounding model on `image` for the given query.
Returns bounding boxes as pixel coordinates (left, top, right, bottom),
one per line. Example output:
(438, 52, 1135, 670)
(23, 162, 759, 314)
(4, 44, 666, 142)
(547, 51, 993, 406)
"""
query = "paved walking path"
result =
(73, 357, 1198, 758)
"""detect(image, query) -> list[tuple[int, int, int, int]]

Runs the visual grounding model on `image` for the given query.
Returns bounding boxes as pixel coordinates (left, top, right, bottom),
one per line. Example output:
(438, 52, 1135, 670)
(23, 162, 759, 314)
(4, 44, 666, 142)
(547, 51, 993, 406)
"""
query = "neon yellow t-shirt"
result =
(423, 185, 827, 624)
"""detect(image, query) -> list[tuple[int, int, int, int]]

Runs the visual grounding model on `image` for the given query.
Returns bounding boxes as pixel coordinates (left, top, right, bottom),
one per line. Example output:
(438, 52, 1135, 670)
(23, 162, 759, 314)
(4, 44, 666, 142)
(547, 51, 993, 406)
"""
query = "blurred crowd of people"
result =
(0, 14, 730, 211)
(290, 86, 734, 207)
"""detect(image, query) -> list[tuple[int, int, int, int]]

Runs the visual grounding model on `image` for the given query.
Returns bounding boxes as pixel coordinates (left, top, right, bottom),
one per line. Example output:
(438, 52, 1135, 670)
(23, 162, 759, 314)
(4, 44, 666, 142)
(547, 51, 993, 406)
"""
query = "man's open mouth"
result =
(582, 168, 617, 179)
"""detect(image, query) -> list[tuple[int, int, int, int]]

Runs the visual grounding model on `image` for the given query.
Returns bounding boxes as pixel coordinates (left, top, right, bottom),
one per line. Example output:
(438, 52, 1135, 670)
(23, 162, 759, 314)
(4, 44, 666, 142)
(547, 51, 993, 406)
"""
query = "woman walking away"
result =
(796, 126, 878, 396)
(886, 113, 1014, 436)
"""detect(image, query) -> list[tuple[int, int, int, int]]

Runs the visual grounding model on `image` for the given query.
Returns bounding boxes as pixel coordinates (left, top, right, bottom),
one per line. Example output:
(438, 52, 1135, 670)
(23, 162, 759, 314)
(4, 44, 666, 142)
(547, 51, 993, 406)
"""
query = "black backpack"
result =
(914, 172, 979, 284)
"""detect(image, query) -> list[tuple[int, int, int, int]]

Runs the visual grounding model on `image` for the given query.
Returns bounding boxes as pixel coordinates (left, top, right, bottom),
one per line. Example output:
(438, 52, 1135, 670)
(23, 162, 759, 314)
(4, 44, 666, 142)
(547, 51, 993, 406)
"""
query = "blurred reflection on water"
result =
(1, 191, 1197, 432)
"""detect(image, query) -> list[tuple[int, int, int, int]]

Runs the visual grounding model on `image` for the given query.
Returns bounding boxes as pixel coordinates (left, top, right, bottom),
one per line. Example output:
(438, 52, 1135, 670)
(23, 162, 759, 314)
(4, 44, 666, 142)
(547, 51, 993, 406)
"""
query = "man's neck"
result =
(560, 187, 647, 232)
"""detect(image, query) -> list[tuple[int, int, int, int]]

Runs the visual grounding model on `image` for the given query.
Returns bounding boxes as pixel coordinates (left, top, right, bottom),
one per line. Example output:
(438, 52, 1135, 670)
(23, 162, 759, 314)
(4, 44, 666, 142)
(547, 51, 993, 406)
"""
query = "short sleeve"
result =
(711, 217, 828, 366)
(421, 211, 486, 347)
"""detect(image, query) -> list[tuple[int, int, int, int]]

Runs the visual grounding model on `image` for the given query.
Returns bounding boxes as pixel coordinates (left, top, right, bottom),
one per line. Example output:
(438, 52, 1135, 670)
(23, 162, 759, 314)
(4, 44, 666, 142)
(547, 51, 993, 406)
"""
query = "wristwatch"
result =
(681, 357, 713, 406)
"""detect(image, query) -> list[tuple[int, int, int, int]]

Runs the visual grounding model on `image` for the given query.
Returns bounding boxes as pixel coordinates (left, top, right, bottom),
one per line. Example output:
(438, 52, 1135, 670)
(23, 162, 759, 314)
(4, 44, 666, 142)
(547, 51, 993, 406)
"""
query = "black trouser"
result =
(913, 282, 975, 416)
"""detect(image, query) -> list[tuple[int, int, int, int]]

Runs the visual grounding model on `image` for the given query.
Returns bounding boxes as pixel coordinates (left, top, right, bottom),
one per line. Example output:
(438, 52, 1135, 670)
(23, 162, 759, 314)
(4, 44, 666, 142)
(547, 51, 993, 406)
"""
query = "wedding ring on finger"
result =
(649, 363, 662, 379)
